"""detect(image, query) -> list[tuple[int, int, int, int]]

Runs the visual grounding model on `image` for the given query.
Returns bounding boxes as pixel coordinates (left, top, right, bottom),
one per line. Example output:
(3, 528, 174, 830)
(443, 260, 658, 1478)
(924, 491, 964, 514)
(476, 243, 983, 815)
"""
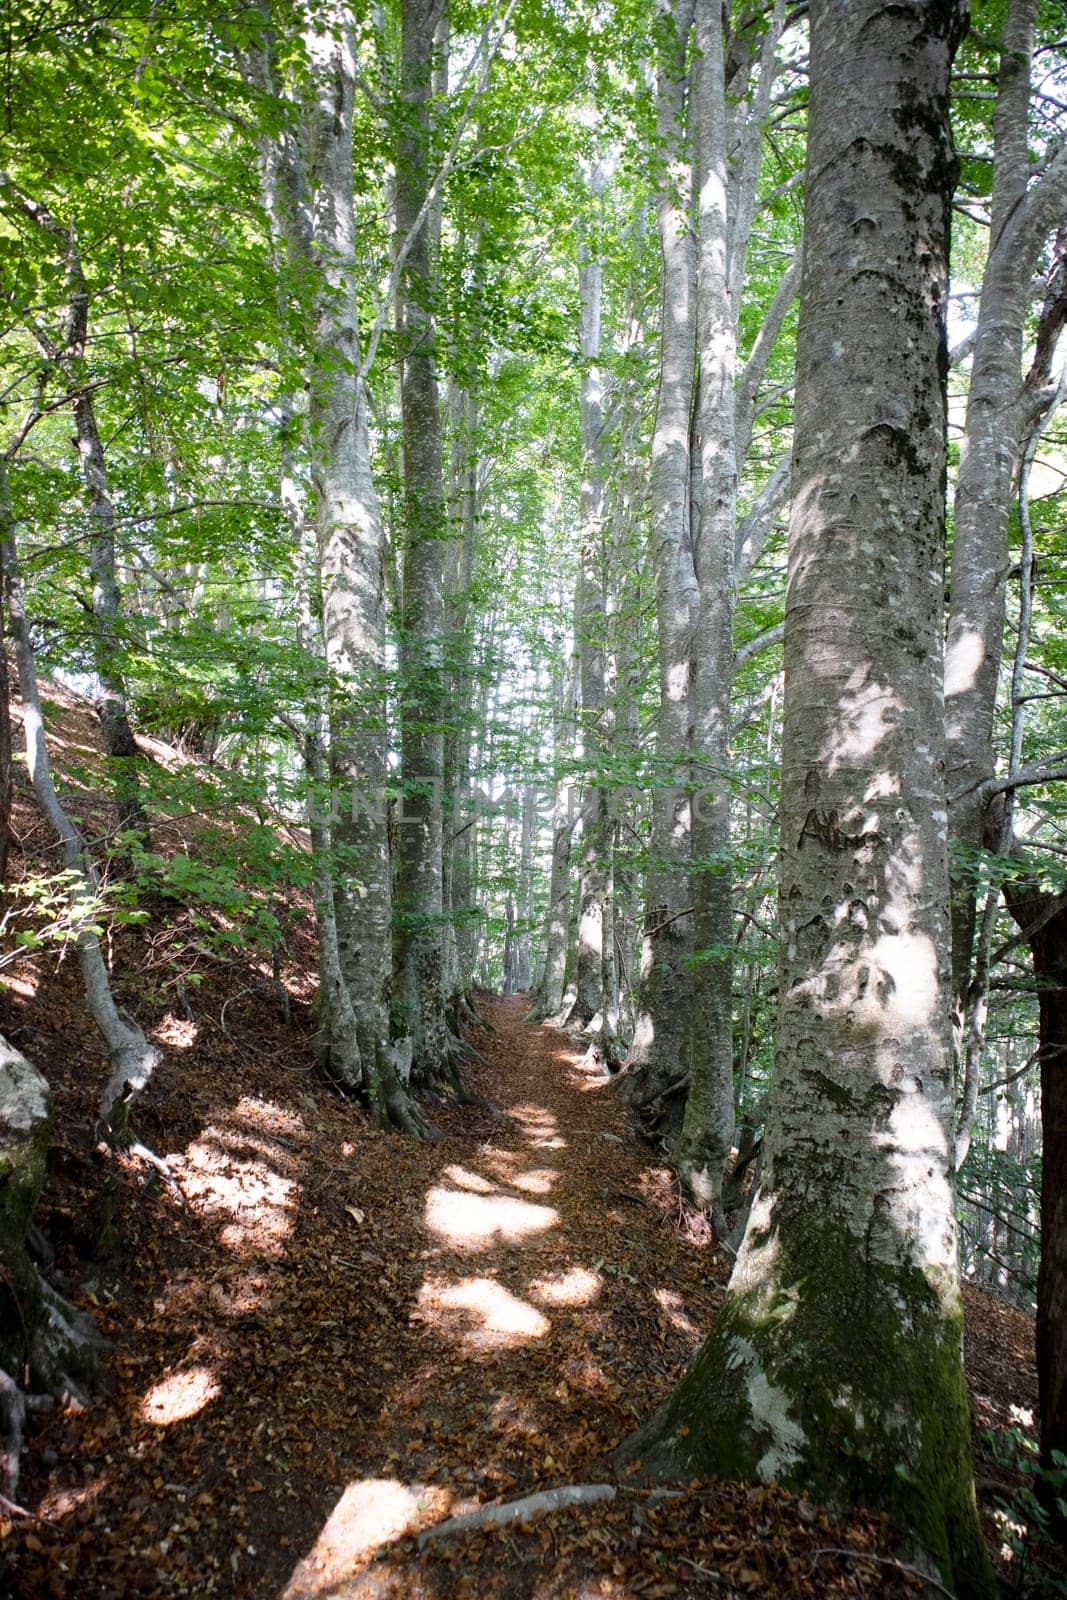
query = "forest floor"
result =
(0, 680, 1050, 1598)
(0, 983, 1043, 1600)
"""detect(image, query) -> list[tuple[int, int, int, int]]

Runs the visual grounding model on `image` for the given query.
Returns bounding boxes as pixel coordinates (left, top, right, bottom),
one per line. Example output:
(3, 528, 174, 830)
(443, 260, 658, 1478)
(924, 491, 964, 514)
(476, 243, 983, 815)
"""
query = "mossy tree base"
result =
(1, 1035, 107, 1497)
(614, 1204, 995, 1600)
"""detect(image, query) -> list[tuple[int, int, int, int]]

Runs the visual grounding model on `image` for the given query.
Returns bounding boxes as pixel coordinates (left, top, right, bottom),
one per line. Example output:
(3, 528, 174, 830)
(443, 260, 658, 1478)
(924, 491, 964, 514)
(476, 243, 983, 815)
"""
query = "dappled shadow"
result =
(280, 995, 717, 1599)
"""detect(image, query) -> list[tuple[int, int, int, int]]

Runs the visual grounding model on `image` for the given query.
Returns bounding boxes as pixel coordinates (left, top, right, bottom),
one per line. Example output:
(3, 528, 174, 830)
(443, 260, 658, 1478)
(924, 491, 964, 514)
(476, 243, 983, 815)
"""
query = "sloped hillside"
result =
(0, 683, 1047, 1600)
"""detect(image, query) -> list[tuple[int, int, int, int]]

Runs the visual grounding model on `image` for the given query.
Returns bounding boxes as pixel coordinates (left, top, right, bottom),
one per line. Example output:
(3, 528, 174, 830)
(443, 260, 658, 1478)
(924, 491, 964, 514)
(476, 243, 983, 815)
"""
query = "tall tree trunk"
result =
(938, 6, 1067, 1491)
(673, 0, 738, 1221)
(393, 0, 451, 1084)
(243, 7, 428, 1134)
(622, 0, 698, 1108)
(442, 380, 481, 1015)
(672, 0, 786, 1213)
(71, 381, 149, 849)
(514, 781, 535, 991)
(530, 645, 576, 1019)
(570, 157, 615, 1031)
(617, 7, 993, 1595)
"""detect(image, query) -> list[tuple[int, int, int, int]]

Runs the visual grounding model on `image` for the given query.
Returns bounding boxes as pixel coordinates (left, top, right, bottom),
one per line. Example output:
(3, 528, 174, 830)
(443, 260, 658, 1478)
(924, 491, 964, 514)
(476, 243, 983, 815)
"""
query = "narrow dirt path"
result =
(282, 992, 728, 1597)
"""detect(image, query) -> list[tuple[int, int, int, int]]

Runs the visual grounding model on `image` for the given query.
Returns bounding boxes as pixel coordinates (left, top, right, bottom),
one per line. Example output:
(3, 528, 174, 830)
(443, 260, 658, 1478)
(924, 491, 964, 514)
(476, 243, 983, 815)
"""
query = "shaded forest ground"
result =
(0, 683, 1049, 1598)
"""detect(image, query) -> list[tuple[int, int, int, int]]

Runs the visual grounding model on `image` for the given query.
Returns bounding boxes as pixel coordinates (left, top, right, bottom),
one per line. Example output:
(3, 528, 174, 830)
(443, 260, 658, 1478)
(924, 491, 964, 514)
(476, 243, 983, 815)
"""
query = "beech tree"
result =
(238, 3, 428, 1132)
(618, 3, 994, 1594)
(3, 0, 1067, 1559)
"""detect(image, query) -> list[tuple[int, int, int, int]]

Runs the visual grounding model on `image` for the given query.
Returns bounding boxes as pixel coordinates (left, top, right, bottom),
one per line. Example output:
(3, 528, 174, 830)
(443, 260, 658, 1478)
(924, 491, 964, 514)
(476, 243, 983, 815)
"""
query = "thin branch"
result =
(733, 621, 784, 672)
(808, 1549, 955, 1600)
(979, 1043, 1044, 1096)
(962, 753, 1067, 808)
(644, 905, 694, 940)
(990, 890, 1067, 967)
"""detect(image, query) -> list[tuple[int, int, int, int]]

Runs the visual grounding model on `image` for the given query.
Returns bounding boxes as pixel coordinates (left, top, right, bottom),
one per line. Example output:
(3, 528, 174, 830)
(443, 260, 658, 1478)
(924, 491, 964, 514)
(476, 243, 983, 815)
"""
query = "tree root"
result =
(416, 1483, 617, 1549)
(458, 1037, 493, 1069)
(0, 1367, 25, 1499)
(1, 1269, 106, 1503)
(454, 993, 491, 1030)
(613, 1061, 687, 1111)
(32, 1275, 109, 1398)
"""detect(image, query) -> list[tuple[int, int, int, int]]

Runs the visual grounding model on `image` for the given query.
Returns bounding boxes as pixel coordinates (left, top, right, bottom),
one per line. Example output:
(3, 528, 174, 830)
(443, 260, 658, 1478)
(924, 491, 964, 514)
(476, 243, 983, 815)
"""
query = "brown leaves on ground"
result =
(0, 967, 1039, 1600)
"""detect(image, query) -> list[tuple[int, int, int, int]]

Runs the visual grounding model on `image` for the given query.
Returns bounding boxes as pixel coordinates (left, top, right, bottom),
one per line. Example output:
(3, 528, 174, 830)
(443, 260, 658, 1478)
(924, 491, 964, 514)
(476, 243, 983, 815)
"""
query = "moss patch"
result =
(615, 1206, 997, 1600)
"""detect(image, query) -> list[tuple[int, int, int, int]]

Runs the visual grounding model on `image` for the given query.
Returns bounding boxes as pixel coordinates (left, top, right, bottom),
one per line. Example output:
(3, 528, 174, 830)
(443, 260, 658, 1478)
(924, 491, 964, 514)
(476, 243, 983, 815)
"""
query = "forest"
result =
(1, 0, 1066, 1596)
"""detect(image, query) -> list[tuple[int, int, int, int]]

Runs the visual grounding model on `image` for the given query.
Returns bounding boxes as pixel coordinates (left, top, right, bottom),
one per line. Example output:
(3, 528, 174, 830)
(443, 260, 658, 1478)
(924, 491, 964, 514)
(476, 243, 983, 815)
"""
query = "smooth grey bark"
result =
(937, 14, 1067, 1475)
(571, 157, 614, 1032)
(530, 646, 577, 1020)
(286, 415, 394, 1114)
(442, 378, 481, 1011)
(601, 203, 650, 1046)
(393, 0, 452, 1085)
(624, 2, 796, 1143)
(675, 0, 785, 1219)
(513, 781, 536, 991)
(620, 0, 697, 1100)
(0, 460, 158, 1149)
(609, 541, 643, 1043)
(618, 6, 993, 1596)
(990, 288, 1067, 1494)
(673, 0, 740, 1218)
(65, 281, 149, 847)
(622, 0, 698, 1107)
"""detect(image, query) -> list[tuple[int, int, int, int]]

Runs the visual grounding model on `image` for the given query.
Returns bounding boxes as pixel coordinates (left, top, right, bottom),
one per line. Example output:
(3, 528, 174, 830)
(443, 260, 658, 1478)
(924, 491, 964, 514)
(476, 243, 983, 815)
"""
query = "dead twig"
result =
(0, 1489, 38, 1520)
(416, 1483, 616, 1549)
(809, 1546, 955, 1598)
(677, 1553, 723, 1579)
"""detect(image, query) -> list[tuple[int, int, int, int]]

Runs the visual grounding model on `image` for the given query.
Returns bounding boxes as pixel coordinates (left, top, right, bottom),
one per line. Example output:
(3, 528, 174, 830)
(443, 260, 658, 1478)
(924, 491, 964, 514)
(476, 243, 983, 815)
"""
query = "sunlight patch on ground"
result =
(508, 1101, 568, 1150)
(141, 1363, 221, 1425)
(207, 1270, 277, 1318)
(478, 1147, 524, 1185)
(441, 1162, 496, 1193)
(231, 1095, 308, 1139)
(529, 1266, 602, 1307)
(174, 1098, 306, 1257)
(511, 1166, 559, 1195)
(416, 1274, 550, 1349)
(153, 1013, 199, 1049)
(654, 1287, 698, 1334)
(0, 971, 38, 999)
(281, 1478, 451, 1599)
(36, 1473, 110, 1521)
(568, 1044, 615, 1090)
(424, 1184, 559, 1249)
